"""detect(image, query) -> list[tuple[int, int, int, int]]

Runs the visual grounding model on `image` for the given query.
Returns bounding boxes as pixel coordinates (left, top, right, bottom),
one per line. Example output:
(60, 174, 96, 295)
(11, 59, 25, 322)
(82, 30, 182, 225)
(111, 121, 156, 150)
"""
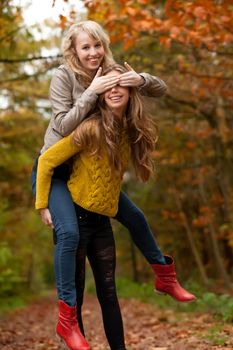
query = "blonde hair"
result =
(73, 64, 158, 182)
(62, 20, 115, 86)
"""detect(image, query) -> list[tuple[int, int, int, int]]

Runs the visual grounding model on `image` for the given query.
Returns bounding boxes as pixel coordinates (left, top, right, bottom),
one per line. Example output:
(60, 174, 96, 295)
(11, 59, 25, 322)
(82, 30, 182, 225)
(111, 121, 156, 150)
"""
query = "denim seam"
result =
(58, 232, 65, 301)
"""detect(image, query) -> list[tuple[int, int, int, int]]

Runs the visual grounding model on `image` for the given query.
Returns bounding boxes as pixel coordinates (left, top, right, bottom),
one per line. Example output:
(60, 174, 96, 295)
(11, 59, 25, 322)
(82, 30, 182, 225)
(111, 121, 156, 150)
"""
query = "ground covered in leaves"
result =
(0, 292, 232, 350)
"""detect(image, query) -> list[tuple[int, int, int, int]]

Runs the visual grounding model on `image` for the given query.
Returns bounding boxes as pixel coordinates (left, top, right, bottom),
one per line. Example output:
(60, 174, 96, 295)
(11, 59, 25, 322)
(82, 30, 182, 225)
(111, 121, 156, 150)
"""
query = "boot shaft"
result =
(57, 300, 91, 350)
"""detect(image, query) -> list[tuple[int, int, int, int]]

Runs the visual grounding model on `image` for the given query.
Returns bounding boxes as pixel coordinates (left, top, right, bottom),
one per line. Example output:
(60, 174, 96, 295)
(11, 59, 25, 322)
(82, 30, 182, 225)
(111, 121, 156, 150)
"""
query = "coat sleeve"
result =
(35, 134, 80, 209)
(50, 66, 98, 136)
(138, 72, 167, 97)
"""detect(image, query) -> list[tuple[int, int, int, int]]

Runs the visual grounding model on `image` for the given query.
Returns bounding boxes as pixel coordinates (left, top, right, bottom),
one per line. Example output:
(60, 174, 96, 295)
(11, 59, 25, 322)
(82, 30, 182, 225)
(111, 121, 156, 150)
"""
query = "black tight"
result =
(75, 205, 126, 350)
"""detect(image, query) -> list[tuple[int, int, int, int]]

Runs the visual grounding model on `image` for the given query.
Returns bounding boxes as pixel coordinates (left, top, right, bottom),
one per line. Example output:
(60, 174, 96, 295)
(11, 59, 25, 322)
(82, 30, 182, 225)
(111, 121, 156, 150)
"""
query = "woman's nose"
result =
(90, 47, 97, 55)
(110, 85, 118, 92)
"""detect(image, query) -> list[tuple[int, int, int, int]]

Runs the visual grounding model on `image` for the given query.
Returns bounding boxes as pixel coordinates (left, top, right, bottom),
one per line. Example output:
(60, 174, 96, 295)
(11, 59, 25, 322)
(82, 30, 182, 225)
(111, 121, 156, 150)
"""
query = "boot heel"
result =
(155, 289, 167, 295)
(56, 333, 67, 349)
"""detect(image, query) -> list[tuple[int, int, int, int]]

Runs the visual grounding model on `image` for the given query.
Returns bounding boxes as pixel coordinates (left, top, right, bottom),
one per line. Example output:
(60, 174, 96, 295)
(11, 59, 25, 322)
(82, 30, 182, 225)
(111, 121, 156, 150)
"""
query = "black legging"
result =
(75, 205, 127, 350)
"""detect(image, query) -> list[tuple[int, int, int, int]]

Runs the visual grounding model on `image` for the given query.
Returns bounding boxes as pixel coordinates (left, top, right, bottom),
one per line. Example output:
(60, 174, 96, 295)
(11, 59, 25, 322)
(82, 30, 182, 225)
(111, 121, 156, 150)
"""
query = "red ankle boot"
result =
(151, 256, 197, 302)
(56, 300, 91, 350)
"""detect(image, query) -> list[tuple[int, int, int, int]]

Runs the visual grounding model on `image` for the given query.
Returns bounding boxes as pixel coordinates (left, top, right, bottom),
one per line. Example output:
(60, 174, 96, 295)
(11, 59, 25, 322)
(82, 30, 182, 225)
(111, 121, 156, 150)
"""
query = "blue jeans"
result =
(115, 192, 165, 264)
(31, 157, 165, 305)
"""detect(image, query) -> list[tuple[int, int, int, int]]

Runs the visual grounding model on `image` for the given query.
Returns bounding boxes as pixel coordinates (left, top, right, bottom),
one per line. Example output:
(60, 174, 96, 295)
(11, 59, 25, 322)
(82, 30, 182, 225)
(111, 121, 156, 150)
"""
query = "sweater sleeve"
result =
(35, 134, 80, 210)
(138, 73, 167, 97)
(50, 66, 98, 136)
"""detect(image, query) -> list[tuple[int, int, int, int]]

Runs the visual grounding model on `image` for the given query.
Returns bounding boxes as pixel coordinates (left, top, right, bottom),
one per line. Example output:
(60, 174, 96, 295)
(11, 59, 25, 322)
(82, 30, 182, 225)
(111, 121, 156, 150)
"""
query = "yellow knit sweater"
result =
(36, 129, 130, 217)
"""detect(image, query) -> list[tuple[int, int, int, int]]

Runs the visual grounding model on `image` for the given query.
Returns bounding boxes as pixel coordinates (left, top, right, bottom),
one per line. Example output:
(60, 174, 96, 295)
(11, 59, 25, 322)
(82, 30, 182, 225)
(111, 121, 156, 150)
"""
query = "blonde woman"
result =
(31, 20, 196, 350)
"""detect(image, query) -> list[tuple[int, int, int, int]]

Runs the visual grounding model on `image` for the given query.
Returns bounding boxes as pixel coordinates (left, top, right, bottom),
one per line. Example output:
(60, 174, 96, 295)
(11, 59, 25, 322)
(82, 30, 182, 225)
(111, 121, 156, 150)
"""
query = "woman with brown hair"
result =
(35, 64, 195, 350)
(36, 64, 158, 350)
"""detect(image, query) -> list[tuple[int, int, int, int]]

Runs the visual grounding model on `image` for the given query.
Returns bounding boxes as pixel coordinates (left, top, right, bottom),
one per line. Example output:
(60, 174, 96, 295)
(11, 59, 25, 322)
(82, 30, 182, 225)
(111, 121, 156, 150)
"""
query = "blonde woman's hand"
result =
(88, 67, 120, 95)
(118, 62, 145, 87)
(39, 208, 54, 229)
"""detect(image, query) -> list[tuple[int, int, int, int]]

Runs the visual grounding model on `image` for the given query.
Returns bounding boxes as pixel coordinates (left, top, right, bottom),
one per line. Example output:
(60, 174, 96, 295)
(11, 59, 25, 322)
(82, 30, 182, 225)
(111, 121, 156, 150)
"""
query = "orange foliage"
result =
(192, 206, 214, 228)
(59, 14, 67, 30)
(192, 216, 211, 228)
(54, 0, 233, 53)
(54, 0, 233, 54)
(79, 0, 233, 50)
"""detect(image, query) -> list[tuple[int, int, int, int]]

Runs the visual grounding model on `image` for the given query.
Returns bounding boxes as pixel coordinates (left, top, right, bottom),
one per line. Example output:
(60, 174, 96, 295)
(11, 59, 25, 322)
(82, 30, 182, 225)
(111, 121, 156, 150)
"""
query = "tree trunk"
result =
(197, 169, 232, 289)
(173, 190, 210, 286)
(203, 105, 233, 230)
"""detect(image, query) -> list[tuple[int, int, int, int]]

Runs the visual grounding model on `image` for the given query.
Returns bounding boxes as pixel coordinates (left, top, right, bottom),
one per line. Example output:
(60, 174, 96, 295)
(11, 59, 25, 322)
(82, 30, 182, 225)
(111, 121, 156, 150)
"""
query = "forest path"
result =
(0, 291, 232, 350)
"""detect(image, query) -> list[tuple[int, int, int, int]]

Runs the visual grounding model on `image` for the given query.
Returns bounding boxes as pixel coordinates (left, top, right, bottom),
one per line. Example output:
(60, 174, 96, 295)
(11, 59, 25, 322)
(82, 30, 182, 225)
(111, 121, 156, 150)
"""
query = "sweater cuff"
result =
(138, 73, 146, 87)
(35, 201, 48, 210)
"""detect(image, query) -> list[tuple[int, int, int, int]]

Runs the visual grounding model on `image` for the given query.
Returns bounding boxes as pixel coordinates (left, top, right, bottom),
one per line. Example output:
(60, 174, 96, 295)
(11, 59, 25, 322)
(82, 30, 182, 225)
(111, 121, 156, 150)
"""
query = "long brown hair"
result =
(62, 21, 115, 86)
(73, 64, 158, 182)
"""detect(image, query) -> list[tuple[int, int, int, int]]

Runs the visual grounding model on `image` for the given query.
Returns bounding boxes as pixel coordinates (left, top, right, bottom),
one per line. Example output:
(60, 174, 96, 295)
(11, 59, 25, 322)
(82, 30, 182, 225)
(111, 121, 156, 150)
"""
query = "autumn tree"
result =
(74, 0, 233, 288)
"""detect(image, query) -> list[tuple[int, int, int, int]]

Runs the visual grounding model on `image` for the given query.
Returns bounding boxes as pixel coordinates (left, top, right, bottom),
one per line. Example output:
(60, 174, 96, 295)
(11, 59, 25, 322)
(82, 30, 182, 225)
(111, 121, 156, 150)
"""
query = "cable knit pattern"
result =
(36, 131, 130, 217)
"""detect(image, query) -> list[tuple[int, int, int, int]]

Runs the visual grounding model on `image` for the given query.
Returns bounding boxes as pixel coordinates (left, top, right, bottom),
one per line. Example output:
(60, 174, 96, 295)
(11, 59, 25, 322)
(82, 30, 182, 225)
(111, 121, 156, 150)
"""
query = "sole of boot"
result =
(56, 333, 92, 350)
(154, 289, 196, 302)
(155, 289, 167, 295)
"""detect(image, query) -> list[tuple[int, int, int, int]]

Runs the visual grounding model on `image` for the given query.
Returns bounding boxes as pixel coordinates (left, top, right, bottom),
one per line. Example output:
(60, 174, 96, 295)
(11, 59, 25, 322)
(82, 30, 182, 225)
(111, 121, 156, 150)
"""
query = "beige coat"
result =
(41, 64, 167, 153)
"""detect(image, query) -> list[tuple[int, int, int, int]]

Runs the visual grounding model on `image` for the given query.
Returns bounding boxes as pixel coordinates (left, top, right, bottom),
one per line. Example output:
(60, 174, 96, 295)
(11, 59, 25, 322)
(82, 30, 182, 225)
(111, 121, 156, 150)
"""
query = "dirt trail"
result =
(0, 292, 232, 350)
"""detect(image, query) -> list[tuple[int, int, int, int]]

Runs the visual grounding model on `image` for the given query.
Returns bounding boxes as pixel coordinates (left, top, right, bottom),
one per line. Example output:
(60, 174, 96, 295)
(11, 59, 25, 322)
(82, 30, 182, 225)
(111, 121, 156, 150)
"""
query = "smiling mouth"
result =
(89, 58, 99, 62)
(109, 96, 122, 101)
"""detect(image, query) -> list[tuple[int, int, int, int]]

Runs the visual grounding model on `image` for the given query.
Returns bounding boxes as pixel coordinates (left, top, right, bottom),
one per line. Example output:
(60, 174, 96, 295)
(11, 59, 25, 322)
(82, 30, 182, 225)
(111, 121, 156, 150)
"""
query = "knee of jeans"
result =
(55, 223, 79, 245)
(126, 206, 146, 226)
(134, 207, 146, 221)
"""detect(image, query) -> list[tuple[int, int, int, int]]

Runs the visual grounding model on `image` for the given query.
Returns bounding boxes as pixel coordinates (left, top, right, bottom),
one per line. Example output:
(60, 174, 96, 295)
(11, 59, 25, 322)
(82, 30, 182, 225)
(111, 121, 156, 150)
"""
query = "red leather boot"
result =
(151, 256, 197, 302)
(56, 300, 91, 350)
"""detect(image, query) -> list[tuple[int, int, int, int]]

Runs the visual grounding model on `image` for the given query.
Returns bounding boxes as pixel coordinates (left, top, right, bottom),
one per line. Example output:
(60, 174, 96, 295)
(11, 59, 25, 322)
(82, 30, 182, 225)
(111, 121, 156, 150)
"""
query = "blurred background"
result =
(0, 0, 233, 320)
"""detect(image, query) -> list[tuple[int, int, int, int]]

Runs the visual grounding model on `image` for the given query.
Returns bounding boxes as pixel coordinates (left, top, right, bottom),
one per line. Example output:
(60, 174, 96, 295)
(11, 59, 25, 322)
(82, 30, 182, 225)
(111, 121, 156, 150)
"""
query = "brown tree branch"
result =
(180, 70, 233, 81)
(0, 54, 62, 63)
(0, 64, 58, 84)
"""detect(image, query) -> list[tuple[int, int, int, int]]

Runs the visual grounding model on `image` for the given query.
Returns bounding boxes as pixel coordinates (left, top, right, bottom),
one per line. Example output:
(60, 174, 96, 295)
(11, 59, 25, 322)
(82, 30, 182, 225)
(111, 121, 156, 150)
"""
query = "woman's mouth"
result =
(89, 58, 99, 64)
(109, 95, 122, 101)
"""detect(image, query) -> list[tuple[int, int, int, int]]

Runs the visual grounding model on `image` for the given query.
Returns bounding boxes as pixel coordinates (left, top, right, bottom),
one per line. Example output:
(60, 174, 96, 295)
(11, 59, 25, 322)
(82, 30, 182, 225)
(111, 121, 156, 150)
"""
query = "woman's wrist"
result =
(138, 74, 146, 87)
